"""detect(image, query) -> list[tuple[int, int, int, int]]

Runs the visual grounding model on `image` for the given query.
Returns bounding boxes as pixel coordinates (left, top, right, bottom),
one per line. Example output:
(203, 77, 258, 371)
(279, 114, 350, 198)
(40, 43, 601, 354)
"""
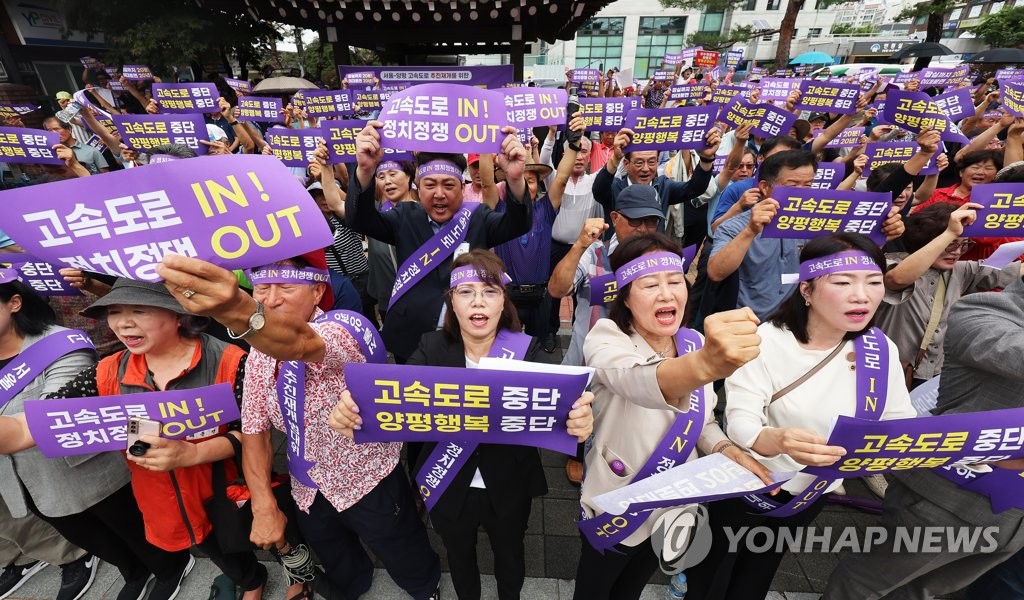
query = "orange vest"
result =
(96, 334, 245, 551)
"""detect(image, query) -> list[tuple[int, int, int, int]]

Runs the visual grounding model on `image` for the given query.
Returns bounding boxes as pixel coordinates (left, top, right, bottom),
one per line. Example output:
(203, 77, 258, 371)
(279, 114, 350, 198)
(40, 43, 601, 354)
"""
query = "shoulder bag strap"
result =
(913, 272, 947, 369)
(771, 340, 846, 402)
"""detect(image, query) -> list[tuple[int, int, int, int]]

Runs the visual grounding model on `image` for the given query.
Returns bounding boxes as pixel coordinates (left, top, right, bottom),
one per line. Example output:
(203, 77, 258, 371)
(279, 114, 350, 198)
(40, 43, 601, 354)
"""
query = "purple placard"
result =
(303, 89, 357, 118)
(932, 87, 973, 121)
(764, 186, 892, 244)
(0, 155, 333, 281)
(999, 80, 1024, 117)
(84, 134, 106, 152)
(290, 90, 306, 109)
(824, 128, 865, 148)
(961, 183, 1024, 237)
(709, 84, 747, 106)
(652, 70, 676, 83)
(347, 362, 590, 455)
(24, 383, 241, 458)
(377, 83, 509, 153)
(884, 90, 969, 144)
(864, 142, 938, 178)
(803, 407, 1024, 479)
(343, 71, 376, 88)
(321, 119, 414, 164)
(0, 127, 61, 165)
(622, 106, 716, 151)
(996, 68, 1024, 81)
(720, 98, 797, 139)
(339, 65, 513, 90)
(503, 87, 568, 127)
(353, 89, 392, 111)
(727, 49, 744, 68)
(266, 127, 323, 167)
(774, 69, 796, 78)
(812, 162, 845, 190)
(891, 72, 918, 85)
(237, 97, 284, 122)
(224, 78, 252, 94)
(111, 114, 208, 155)
(664, 53, 684, 67)
(712, 154, 728, 175)
(578, 97, 642, 132)
(681, 46, 702, 60)
(669, 84, 708, 102)
(0, 104, 39, 118)
(103, 68, 125, 92)
(758, 77, 802, 101)
(796, 80, 861, 114)
(151, 83, 219, 114)
(918, 65, 970, 88)
(8, 261, 81, 296)
(80, 56, 100, 70)
(570, 68, 601, 84)
(121, 65, 153, 81)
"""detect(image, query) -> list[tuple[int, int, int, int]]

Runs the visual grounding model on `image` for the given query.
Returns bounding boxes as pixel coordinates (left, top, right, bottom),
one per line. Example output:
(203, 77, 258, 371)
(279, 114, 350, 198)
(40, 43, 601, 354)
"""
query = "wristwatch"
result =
(699, 156, 715, 163)
(227, 301, 266, 340)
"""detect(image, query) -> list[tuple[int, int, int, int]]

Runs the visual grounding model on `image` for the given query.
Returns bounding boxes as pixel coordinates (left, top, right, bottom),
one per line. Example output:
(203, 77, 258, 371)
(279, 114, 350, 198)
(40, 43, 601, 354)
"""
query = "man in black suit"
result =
(346, 120, 532, 363)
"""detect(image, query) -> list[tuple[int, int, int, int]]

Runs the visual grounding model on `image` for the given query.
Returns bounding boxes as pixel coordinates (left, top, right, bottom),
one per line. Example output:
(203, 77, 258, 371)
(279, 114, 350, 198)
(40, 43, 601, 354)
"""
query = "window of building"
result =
(792, 28, 799, 38)
(967, 4, 983, 17)
(767, 0, 781, 8)
(634, 16, 688, 77)
(699, 12, 724, 33)
(990, 1, 1005, 12)
(948, 6, 963, 18)
(744, 0, 757, 9)
(914, 15, 928, 24)
(762, 32, 775, 40)
(575, 17, 626, 71)
(814, 0, 827, 8)
(808, 27, 822, 38)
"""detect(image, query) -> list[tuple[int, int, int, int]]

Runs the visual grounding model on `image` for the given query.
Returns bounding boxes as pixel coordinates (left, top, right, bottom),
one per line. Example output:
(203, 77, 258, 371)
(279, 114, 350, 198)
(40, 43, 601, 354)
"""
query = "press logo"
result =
(650, 505, 713, 574)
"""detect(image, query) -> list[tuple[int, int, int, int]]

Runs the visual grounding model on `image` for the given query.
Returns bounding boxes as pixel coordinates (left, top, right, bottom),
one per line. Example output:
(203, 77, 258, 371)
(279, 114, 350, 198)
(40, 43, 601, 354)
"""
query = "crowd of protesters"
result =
(0, 49, 1021, 600)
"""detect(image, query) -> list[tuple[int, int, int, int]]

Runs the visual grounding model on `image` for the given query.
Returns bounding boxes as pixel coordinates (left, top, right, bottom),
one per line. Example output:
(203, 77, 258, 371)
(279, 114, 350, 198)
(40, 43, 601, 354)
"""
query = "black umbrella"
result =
(968, 47, 1024, 64)
(888, 42, 954, 60)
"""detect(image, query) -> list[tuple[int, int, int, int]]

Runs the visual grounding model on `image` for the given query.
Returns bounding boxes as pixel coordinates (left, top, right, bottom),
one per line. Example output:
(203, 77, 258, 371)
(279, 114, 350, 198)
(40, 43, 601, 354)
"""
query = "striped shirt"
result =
(324, 216, 368, 276)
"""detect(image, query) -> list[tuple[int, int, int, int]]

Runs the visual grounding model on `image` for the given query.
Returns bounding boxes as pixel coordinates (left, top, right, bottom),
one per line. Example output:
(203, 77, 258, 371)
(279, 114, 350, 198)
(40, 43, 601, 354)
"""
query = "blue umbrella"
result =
(790, 52, 836, 65)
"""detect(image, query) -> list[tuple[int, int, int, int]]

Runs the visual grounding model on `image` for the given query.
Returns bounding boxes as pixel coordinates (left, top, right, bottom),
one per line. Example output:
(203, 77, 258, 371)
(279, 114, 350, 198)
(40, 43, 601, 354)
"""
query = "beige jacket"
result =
(580, 318, 728, 547)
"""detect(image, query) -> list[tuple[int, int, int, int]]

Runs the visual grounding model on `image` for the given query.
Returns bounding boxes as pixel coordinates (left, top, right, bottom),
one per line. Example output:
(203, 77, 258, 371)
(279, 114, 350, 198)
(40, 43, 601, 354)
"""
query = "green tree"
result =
(661, 0, 853, 68)
(894, 0, 958, 70)
(56, 0, 281, 79)
(685, 25, 768, 52)
(972, 6, 1024, 48)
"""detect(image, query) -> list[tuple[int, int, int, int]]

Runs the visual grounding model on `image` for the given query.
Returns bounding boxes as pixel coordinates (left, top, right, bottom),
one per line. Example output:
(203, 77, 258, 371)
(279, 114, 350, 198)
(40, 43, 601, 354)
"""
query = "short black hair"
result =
(0, 281, 56, 336)
(608, 232, 683, 335)
(758, 136, 803, 158)
(903, 202, 960, 254)
(757, 150, 817, 189)
(865, 163, 901, 192)
(956, 149, 1003, 173)
(769, 233, 886, 344)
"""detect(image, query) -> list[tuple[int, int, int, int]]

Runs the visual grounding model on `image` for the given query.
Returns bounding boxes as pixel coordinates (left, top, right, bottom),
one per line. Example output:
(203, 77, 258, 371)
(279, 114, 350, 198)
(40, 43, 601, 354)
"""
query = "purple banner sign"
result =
(824, 127, 865, 148)
(864, 142, 938, 178)
(0, 127, 60, 165)
(918, 65, 970, 88)
(11, 261, 82, 296)
(664, 53, 684, 67)
(320, 119, 414, 166)
(804, 406, 1024, 479)
(652, 70, 676, 83)
(237, 97, 283, 123)
(503, 87, 568, 127)
(121, 65, 153, 81)
(377, 83, 509, 153)
(720, 98, 797, 139)
(347, 363, 589, 455)
(682, 46, 703, 60)
(103, 68, 125, 93)
(0, 155, 333, 281)
(224, 78, 252, 94)
(932, 87, 974, 121)
(812, 162, 845, 190)
(775, 69, 796, 78)
(84, 134, 105, 153)
(353, 89, 392, 111)
(80, 57, 100, 70)
(152, 83, 219, 114)
(622, 106, 716, 152)
(24, 383, 240, 458)
(727, 49, 744, 68)
(303, 89, 357, 119)
(578, 97, 641, 132)
(0, 104, 38, 118)
(111, 114, 208, 155)
(266, 127, 323, 167)
(669, 84, 708, 102)
(997, 68, 1024, 82)
(570, 68, 601, 84)
(796, 80, 861, 114)
(961, 183, 1024, 237)
(764, 186, 892, 244)
(709, 84, 747, 106)
(339, 65, 513, 90)
(1000, 80, 1024, 117)
(884, 90, 969, 144)
(758, 77, 802, 101)
(343, 71, 376, 88)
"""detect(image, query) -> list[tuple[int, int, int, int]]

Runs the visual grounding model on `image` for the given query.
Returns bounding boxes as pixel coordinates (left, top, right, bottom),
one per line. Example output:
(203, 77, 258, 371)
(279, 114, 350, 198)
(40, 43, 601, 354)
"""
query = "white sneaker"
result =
(147, 555, 195, 600)
(863, 474, 889, 498)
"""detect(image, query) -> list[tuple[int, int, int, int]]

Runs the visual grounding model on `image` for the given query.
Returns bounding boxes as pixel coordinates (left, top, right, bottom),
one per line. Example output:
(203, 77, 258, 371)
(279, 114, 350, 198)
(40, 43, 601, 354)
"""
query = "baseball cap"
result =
(614, 185, 664, 221)
(467, 153, 480, 166)
(55, 91, 73, 101)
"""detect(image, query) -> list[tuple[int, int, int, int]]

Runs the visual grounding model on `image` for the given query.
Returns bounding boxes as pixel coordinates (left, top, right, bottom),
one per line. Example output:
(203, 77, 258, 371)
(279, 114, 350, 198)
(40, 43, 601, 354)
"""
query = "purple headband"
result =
(798, 251, 881, 282)
(615, 251, 684, 287)
(417, 160, 463, 181)
(246, 266, 331, 285)
(449, 266, 512, 288)
(376, 160, 404, 174)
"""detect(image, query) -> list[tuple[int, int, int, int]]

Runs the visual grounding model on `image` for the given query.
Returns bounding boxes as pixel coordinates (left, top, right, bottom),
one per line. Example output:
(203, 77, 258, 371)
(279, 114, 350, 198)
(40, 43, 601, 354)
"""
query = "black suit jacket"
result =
(345, 175, 532, 359)
(407, 330, 550, 521)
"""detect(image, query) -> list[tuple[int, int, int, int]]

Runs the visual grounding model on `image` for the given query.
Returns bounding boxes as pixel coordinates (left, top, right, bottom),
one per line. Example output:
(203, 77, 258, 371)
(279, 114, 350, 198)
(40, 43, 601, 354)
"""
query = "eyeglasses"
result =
(452, 287, 503, 302)
(737, 162, 756, 170)
(624, 215, 661, 229)
(629, 159, 659, 169)
(944, 239, 975, 253)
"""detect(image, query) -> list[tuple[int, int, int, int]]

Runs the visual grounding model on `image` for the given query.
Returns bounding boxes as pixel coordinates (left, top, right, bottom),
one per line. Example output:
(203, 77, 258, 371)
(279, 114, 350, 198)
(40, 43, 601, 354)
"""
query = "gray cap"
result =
(81, 278, 190, 319)
(614, 185, 664, 221)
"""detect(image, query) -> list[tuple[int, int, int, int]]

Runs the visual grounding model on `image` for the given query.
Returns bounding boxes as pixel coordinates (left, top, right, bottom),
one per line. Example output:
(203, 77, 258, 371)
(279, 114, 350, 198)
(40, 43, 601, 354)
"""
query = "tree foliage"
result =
(972, 6, 1024, 48)
(685, 25, 762, 52)
(55, 0, 281, 77)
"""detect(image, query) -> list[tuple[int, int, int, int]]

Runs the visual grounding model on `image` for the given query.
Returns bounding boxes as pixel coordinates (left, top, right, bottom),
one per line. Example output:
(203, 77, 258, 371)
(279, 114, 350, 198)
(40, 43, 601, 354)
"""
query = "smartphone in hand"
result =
(126, 417, 162, 456)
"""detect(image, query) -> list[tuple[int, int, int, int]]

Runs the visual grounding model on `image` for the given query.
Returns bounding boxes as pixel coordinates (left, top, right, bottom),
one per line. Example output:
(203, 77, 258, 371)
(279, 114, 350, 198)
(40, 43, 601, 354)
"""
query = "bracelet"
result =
(228, 121, 240, 126)
(713, 440, 738, 454)
(699, 156, 715, 164)
(568, 141, 582, 152)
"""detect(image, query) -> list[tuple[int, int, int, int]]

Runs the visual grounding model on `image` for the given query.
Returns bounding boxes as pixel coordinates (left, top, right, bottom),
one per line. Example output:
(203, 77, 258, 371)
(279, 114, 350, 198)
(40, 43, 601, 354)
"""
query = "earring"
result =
(804, 299, 811, 307)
